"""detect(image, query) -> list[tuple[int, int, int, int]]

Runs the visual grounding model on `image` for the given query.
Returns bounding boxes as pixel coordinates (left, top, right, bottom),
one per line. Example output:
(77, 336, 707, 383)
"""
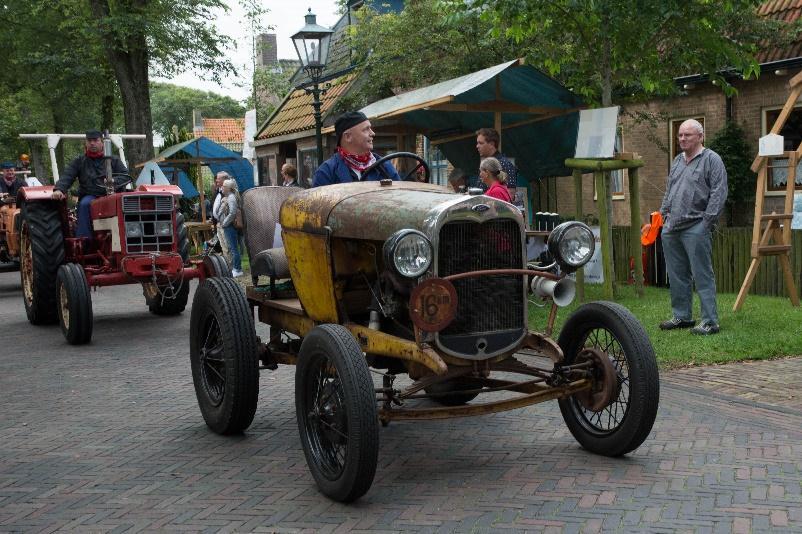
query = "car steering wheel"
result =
(360, 152, 430, 182)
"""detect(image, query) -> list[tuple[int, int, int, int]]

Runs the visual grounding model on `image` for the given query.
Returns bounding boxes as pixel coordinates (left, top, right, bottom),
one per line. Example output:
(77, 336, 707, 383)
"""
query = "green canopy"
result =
(360, 59, 583, 179)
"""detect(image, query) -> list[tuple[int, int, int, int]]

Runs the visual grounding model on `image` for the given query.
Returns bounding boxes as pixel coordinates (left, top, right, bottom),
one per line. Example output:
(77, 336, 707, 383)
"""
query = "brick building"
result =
(552, 0, 802, 227)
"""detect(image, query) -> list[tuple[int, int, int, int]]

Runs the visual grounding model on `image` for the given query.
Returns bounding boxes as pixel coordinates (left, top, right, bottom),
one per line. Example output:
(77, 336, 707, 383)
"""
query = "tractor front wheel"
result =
(57, 263, 93, 345)
(20, 202, 64, 325)
(147, 280, 190, 315)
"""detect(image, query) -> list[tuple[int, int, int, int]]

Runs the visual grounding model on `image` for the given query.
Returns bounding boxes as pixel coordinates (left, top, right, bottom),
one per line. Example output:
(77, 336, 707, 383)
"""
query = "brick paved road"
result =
(1, 270, 801, 533)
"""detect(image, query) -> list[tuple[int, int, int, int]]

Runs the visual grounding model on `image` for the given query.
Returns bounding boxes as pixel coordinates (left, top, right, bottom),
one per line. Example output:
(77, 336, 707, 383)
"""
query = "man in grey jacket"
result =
(659, 119, 728, 335)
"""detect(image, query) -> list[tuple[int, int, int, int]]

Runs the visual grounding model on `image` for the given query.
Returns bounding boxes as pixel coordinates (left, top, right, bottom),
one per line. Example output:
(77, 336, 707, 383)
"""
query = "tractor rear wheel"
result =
(176, 212, 189, 262)
(57, 263, 93, 345)
(20, 202, 64, 325)
(202, 254, 231, 278)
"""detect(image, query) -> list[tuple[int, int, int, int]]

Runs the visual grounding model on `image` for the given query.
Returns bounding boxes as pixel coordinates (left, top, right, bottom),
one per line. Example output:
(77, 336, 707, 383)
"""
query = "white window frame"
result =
(762, 104, 802, 196)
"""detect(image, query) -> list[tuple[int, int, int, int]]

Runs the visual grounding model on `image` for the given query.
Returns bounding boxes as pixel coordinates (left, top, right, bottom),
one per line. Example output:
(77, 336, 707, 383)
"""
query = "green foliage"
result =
(537, 285, 802, 368)
(345, 0, 518, 106)
(706, 121, 756, 226)
(469, 0, 792, 106)
(150, 83, 246, 138)
(251, 68, 293, 123)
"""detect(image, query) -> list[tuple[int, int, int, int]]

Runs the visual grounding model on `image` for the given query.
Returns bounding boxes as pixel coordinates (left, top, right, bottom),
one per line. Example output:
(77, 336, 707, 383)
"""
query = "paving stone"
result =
(1, 272, 802, 532)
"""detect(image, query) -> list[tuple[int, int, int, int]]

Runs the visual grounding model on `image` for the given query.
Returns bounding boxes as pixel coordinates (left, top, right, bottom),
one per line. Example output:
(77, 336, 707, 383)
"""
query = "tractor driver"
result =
(312, 111, 401, 187)
(51, 130, 129, 239)
(1, 161, 25, 198)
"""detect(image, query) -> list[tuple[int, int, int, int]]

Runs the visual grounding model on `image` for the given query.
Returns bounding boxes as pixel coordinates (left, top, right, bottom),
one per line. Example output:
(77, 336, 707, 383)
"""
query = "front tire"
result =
(147, 280, 190, 315)
(557, 301, 659, 457)
(20, 202, 64, 324)
(189, 277, 259, 434)
(57, 263, 93, 345)
(296, 324, 379, 502)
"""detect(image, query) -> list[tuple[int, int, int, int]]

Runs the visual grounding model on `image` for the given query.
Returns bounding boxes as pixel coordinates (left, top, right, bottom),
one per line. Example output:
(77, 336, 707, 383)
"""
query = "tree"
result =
(85, 0, 236, 165)
(707, 122, 757, 226)
(343, 0, 518, 110)
(470, 0, 790, 107)
(150, 83, 246, 138)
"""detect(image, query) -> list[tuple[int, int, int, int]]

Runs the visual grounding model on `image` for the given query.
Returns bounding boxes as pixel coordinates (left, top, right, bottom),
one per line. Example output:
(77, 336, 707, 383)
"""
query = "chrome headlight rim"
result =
(547, 221, 595, 272)
(383, 229, 433, 279)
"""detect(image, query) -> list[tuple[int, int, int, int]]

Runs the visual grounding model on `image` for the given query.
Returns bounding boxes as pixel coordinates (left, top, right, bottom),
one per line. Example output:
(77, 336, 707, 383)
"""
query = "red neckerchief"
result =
(85, 149, 104, 159)
(337, 146, 376, 172)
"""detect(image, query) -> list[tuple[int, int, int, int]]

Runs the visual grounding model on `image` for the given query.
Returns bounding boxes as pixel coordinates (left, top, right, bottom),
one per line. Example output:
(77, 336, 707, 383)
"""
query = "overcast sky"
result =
(154, 1, 342, 103)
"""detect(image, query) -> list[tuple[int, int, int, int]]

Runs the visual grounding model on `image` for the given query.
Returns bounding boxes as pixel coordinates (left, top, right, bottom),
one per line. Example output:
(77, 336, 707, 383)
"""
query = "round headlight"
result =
(383, 230, 433, 278)
(547, 221, 595, 271)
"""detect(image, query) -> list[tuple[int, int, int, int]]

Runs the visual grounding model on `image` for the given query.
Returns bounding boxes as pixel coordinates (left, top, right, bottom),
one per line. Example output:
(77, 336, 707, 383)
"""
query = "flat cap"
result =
(85, 129, 103, 139)
(335, 111, 368, 146)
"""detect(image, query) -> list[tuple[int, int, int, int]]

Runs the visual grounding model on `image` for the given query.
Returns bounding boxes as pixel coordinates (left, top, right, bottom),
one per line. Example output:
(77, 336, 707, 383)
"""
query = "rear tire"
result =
(557, 301, 659, 457)
(176, 212, 189, 262)
(202, 254, 231, 278)
(57, 263, 93, 345)
(189, 277, 259, 434)
(296, 324, 379, 502)
(20, 202, 64, 324)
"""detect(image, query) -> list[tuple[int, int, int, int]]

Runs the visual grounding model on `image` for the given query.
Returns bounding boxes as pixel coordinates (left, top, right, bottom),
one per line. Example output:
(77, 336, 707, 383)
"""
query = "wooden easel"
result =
(733, 72, 802, 311)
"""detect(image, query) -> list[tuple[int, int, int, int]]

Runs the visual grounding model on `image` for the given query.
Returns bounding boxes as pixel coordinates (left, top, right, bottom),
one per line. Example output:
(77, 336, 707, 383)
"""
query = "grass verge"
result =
(529, 284, 802, 369)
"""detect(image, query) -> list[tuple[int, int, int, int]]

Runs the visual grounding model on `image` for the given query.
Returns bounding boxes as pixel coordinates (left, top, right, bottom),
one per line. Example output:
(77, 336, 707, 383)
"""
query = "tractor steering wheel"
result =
(360, 152, 430, 182)
(97, 173, 134, 193)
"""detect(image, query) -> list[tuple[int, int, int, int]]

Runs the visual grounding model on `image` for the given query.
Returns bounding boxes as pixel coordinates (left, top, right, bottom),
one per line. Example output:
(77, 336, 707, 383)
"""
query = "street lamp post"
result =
(291, 9, 334, 168)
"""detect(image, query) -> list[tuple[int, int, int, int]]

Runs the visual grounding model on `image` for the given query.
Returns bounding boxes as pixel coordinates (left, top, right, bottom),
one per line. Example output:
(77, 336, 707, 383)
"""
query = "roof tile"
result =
(195, 118, 245, 144)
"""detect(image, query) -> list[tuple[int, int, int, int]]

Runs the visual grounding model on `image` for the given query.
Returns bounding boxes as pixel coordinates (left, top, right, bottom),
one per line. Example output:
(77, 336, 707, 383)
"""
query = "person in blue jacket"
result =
(312, 111, 401, 187)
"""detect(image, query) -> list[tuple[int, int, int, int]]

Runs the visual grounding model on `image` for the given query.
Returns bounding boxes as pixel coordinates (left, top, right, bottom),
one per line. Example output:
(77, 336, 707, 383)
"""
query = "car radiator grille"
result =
(122, 195, 174, 253)
(437, 219, 525, 357)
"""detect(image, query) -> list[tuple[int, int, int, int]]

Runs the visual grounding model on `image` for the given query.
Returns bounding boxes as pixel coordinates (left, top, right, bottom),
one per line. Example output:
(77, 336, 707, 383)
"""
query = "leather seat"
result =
(240, 185, 301, 284)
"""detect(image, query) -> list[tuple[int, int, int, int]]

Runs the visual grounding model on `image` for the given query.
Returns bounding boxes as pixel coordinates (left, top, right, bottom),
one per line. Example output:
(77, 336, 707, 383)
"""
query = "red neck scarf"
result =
(337, 147, 376, 172)
(85, 149, 104, 159)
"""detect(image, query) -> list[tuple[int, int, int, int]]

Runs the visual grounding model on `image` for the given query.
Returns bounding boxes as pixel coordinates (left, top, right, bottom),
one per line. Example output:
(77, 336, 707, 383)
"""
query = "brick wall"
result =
(553, 69, 802, 226)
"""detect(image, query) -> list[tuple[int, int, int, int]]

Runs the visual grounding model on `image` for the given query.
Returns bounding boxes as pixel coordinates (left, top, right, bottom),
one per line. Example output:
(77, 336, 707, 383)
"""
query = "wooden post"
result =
(573, 169, 585, 301)
(629, 167, 644, 296)
(595, 171, 614, 299)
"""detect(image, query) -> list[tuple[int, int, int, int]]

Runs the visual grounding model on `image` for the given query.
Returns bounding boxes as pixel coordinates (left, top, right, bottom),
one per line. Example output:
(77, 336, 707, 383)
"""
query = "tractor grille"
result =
(122, 195, 173, 213)
(122, 195, 174, 253)
(436, 219, 525, 357)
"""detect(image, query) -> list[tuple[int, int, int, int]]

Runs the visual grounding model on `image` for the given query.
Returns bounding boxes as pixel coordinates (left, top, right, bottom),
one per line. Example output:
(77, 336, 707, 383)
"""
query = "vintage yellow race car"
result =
(187, 155, 659, 503)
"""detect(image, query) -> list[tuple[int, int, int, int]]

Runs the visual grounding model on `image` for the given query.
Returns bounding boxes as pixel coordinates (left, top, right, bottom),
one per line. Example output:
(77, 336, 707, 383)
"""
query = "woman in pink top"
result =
(479, 157, 512, 202)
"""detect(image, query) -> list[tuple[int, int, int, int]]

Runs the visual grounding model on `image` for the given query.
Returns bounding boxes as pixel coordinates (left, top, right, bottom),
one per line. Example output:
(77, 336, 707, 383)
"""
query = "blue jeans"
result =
(661, 221, 719, 325)
(223, 225, 241, 271)
(77, 195, 96, 239)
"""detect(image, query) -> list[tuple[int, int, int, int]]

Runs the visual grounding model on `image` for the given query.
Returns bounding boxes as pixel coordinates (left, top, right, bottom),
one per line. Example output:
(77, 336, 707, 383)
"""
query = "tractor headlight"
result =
(383, 229, 433, 278)
(154, 221, 172, 236)
(547, 221, 595, 272)
(125, 222, 142, 238)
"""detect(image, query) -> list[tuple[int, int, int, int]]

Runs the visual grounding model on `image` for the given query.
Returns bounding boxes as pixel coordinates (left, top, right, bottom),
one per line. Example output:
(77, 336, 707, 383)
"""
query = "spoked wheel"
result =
(57, 263, 93, 345)
(189, 277, 259, 434)
(20, 202, 64, 324)
(557, 301, 659, 457)
(296, 324, 379, 503)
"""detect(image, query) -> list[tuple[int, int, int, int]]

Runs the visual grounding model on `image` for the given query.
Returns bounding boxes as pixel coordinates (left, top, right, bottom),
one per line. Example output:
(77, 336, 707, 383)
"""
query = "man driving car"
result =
(312, 111, 400, 186)
(51, 129, 128, 238)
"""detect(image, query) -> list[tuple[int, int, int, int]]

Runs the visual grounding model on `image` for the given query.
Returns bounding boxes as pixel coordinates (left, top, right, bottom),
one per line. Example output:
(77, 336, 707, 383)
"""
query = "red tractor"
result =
(17, 173, 227, 345)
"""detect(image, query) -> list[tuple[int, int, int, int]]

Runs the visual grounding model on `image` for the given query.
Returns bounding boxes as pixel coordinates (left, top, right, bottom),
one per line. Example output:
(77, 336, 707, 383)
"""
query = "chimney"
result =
(192, 109, 204, 137)
(256, 33, 278, 67)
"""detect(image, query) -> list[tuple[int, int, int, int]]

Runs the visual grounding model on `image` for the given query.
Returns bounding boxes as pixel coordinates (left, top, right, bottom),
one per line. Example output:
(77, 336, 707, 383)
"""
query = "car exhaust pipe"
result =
(530, 276, 576, 307)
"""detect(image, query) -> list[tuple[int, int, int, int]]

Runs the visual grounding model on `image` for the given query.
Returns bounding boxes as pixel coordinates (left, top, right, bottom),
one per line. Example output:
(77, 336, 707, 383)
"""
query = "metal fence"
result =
(610, 226, 802, 297)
